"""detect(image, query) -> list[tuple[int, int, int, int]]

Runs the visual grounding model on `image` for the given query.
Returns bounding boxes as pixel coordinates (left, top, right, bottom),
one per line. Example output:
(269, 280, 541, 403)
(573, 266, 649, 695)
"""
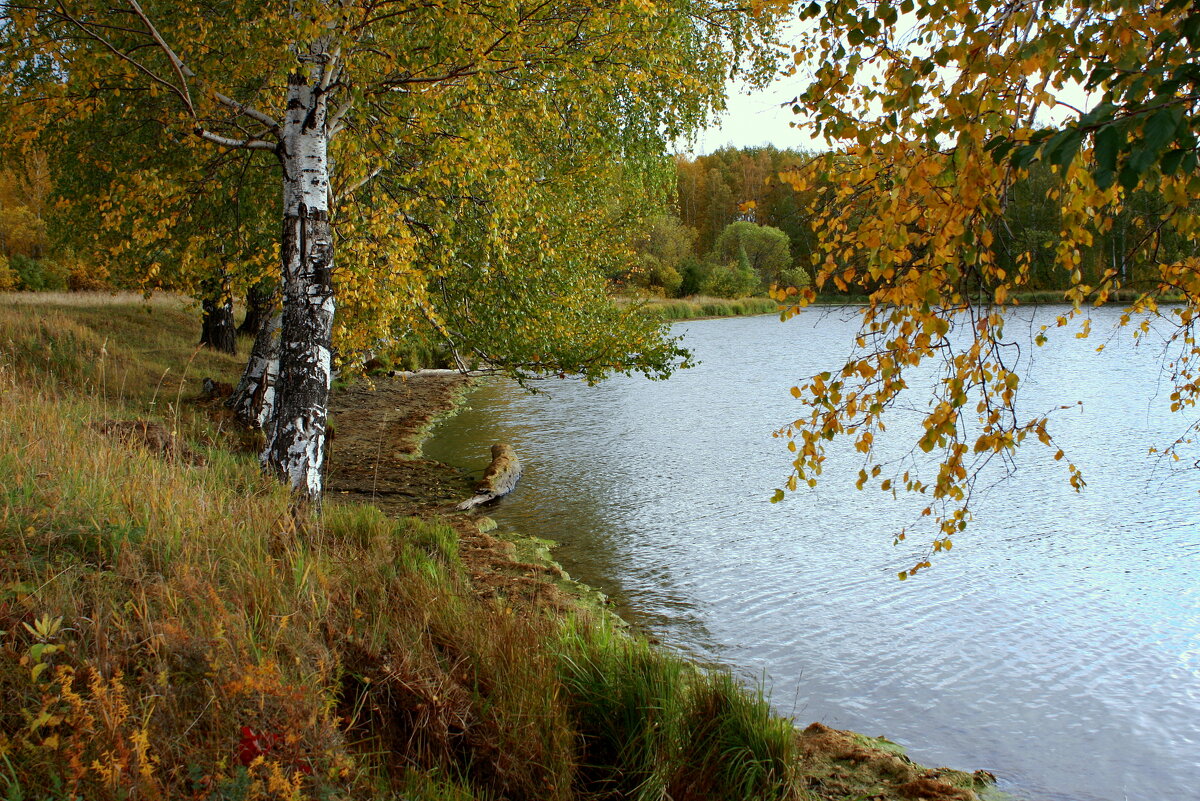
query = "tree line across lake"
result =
(618, 145, 1199, 300)
(6, 140, 1193, 309)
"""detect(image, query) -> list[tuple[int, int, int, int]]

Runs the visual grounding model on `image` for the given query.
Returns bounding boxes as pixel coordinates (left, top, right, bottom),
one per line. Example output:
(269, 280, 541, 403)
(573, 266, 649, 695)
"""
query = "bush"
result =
(652, 262, 683, 297)
(678, 256, 706, 297)
(699, 262, 760, 299)
(776, 267, 812, 289)
(65, 255, 111, 291)
(710, 222, 791, 287)
(10, 254, 69, 291)
(629, 254, 683, 297)
(0, 255, 17, 291)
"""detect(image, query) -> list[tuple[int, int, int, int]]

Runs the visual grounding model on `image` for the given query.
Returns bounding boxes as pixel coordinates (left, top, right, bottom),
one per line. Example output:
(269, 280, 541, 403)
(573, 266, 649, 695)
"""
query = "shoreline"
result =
(330, 370, 1008, 801)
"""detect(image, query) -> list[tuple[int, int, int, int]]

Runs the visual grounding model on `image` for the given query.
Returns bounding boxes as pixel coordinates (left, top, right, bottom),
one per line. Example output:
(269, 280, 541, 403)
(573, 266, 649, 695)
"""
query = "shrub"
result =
(651, 262, 683, 297)
(710, 221, 791, 287)
(699, 261, 760, 299)
(66, 256, 111, 291)
(776, 267, 812, 289)
(678, 256, 707, 297)
(0, 255, 17, 291)
(11, 254, 69, 291)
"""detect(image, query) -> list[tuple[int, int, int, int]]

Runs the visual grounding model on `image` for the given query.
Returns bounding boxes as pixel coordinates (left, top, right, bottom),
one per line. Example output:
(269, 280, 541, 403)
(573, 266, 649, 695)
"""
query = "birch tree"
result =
(2, 0, 793, 504)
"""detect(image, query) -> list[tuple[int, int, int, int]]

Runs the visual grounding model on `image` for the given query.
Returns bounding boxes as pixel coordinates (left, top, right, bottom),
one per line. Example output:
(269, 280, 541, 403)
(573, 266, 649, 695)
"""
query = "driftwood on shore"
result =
(456, 443, 522, 510)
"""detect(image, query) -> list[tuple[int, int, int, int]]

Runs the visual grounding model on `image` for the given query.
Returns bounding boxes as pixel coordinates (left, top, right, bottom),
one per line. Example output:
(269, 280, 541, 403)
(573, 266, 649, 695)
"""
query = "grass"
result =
(0, 293, 1007, 801)
(640, 295, 780, 321)
(0, 296, 818, 800)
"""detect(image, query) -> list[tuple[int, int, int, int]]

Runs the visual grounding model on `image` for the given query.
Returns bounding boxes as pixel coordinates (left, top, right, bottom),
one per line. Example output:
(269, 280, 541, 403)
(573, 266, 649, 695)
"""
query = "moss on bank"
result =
(0, 293, 1003, 801)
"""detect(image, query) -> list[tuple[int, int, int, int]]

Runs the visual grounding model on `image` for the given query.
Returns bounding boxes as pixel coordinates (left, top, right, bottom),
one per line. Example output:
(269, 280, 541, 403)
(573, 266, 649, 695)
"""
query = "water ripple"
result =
(426, 309, 1200, 801)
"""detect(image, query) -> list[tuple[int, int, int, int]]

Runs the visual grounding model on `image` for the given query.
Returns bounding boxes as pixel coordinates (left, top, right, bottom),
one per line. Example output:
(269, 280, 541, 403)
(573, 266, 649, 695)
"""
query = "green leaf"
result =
(1161, 148, 1187, 176)
(1142, 108, 1183, 156)
(770, 489, 785, 503)
(1093, 125, 1121, 173)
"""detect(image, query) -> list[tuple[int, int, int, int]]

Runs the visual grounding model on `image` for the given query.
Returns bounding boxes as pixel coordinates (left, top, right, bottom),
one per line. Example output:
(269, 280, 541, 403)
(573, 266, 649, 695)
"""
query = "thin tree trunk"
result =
(262, 67, 335, 504)
(200, 296, 237, 354)
(227, 312, 280, 428)
(238, 280, 275, 337)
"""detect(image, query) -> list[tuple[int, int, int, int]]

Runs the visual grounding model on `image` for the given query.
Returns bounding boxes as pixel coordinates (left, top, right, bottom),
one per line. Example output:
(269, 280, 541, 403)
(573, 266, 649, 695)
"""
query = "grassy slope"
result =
(0, 295, 999, 801)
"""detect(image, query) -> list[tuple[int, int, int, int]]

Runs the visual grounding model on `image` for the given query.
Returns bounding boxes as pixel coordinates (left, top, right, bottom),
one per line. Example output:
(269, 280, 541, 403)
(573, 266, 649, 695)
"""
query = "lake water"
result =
(424, 307, 1200, 801)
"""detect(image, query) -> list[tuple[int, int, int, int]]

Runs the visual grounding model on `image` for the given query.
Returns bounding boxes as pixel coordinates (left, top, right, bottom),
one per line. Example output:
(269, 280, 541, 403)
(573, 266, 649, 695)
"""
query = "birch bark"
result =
(228, 312, 280, 428)
(262, 65, 335, 503)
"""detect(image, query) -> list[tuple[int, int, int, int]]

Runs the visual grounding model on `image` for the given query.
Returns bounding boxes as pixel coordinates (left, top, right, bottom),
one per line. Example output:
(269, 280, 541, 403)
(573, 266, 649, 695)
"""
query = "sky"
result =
(685, 17, 1097, 158)
(686, 79, 825, 155)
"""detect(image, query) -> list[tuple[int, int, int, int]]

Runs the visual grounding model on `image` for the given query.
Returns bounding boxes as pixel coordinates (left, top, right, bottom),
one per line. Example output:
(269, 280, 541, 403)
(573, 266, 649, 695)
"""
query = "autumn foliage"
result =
(771, 0, 1200, 576)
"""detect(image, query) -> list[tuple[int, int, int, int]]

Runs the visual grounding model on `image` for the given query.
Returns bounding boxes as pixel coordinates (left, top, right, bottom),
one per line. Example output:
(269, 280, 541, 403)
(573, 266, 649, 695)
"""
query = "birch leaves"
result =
(2, 1, 793, 500)
(775, 0, 1200, 574)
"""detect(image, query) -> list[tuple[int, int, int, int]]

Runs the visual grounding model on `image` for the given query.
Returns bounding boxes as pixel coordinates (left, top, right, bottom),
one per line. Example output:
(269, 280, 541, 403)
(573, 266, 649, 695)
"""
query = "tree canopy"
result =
(775, 0, 1200, 577)
(710, 219, 792, 287)
(1, 0, 794, 501)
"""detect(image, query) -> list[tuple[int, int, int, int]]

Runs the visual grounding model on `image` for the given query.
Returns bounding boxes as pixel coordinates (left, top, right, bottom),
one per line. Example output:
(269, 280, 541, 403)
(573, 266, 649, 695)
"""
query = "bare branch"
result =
(216, 92, 282, 134)
(328, 98, 354, 139)
(335, 165, 382, 203)
(318, 42, 342, 93)
(194, 127, 278, 151)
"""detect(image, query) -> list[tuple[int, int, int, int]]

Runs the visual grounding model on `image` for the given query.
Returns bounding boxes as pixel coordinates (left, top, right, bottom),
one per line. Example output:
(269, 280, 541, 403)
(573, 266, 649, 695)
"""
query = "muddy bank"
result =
(326, 373, 607, 616)
(325, 372, 1005, 801)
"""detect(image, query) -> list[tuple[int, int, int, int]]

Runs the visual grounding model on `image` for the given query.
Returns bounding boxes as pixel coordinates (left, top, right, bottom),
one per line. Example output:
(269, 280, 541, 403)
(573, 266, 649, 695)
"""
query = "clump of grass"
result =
(556, 621, 799, 801)
(669, 672, 797, 801)
(641, 295, 778, 321)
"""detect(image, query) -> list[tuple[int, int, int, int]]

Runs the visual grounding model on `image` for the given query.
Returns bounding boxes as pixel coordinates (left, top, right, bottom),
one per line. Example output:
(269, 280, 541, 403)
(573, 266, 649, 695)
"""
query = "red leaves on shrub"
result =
(236, 726, 313, 774)
(237, 726, 280, 766)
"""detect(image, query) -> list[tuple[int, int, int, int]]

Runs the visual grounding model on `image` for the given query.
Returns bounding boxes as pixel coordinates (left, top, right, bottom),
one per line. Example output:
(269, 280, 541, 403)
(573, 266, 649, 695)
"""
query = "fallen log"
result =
(456, 443, 522, 510)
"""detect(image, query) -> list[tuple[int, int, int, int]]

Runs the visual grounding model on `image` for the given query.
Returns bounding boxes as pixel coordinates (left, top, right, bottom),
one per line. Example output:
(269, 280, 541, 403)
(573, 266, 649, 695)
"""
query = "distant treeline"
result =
(619, 145, 1195, 299)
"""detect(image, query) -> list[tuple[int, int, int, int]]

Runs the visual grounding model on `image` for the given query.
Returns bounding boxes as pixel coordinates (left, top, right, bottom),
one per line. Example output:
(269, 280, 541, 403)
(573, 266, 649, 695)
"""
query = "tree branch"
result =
(194, 127, 278, 151)
(52, 0, 189, 110)
(216, 92, 282, 135)
(335, 165, 382, 203)
(126, 0, 195, 116)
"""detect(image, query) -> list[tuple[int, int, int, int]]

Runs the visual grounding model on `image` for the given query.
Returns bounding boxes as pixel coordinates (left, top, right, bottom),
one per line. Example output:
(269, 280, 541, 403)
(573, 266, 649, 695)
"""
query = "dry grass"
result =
(0, 290, 193, 307)
(0, 298, 822, 801)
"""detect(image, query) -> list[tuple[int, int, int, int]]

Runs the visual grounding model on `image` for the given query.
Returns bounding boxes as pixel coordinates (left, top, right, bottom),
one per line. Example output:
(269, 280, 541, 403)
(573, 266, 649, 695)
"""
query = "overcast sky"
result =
(684, 16, 1096, 158)
(684, 79, 824, 155)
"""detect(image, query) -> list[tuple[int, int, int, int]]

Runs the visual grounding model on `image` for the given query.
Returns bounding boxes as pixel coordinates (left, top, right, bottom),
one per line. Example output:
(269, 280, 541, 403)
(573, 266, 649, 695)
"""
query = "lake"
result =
(424, 306, 1200, 801)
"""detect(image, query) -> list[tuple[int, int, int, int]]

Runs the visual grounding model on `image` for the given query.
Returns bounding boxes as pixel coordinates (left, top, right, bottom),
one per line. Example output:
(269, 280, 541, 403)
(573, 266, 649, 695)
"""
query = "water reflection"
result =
(424, 308, 1200, 801)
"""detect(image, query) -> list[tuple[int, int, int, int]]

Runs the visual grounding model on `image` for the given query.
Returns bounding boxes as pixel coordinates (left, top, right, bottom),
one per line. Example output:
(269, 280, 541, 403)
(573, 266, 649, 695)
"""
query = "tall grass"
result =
(556, 622, 797, 801)
(0, 299, 814, 800)
(642, 296, 779, 321)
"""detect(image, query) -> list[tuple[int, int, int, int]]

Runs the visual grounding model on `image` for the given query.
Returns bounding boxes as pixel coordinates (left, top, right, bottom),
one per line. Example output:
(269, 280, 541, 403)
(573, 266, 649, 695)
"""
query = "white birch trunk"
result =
(228, 312, 280, 428)
(262, 63, 335, 504)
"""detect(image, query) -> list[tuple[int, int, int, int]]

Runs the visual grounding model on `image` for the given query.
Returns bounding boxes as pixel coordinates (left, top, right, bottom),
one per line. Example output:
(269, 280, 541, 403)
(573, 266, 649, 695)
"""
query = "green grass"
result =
(556, 623, 797, 801)
(0, 296, 818, 801)
(640, 295, 780, 321)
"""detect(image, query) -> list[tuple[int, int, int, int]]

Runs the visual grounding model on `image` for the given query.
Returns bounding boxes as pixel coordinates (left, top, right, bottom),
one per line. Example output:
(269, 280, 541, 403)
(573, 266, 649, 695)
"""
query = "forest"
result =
(617, 146, 1198, 300)
(8, 143, 1192, 307)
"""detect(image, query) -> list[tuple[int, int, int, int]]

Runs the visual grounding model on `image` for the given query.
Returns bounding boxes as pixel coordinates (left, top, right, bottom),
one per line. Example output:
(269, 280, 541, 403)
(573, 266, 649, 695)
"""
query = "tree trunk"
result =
(238, 280, 275, 337)
(227, 312, 280, 428)
(200, 295, 237, 354)
(262, 67, 335, 504)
